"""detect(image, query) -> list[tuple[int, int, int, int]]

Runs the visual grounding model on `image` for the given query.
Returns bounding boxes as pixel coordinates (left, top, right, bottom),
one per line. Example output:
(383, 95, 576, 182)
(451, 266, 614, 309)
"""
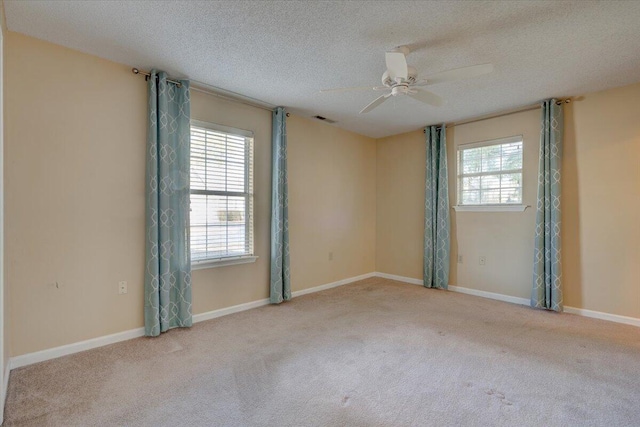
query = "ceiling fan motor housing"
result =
(391, 85, 411, 96)
(382, 66, 418, 87)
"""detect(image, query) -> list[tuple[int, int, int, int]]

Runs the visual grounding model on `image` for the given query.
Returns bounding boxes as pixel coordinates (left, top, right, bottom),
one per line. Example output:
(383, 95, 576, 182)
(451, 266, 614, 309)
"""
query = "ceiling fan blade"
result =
(359, 94, 392, 114)
(409, 89, 444, 107)
(320, 86, 385, 93)
(410, 79, 429, 87)
(385, 51, 408, 80)
(426, 63, 494, 85)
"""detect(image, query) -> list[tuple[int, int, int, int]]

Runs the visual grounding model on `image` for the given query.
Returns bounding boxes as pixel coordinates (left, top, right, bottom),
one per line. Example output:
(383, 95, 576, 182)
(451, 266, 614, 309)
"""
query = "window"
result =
(456, 136, 523, 207)
(190, 121, 255, 268)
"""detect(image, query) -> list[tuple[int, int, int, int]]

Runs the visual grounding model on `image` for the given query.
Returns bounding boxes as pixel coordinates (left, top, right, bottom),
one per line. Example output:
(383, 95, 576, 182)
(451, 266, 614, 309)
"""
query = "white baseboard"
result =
(448, 285, 530, 306)
(10, 327, 146, 370)
(375, 272, 423, 285)
(374, 271, 640, 328)
(291, 272, 376, 298)
(563, 306, 640, 328)
(374, 272, 529, 305)
(10, 272, 375, 370)
(0, 361, 9, 425)
(3, 361, 8, 397)
(192, 298, 270, 323)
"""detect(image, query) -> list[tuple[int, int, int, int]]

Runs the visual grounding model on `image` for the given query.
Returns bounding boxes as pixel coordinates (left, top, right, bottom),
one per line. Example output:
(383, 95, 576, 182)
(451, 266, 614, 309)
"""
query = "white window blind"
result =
(457, 136, 523, 205)
(190, 121, 254, 263)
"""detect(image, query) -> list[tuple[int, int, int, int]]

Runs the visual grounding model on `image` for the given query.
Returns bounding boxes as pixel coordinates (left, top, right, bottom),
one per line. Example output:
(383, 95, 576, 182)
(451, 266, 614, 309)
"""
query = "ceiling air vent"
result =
(313, 115, 337, 124)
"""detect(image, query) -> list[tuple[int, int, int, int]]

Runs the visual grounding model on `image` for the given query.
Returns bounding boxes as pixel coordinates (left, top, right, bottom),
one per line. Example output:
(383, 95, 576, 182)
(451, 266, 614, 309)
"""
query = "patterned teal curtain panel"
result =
(144, 70, 193, 336)
(270, 107, 291, 304)
(424, 125, 450, 289)
(532, 99, 564, 312)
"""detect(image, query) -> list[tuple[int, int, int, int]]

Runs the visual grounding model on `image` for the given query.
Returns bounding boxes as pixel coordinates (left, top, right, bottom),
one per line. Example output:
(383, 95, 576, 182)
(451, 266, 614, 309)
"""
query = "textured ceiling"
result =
(5, 1, 640, 138)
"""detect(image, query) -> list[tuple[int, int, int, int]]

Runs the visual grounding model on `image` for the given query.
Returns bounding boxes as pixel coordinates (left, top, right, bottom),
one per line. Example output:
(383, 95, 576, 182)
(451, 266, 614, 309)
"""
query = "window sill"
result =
(192, 256, 258, 270)
(452, 204, 529, 212)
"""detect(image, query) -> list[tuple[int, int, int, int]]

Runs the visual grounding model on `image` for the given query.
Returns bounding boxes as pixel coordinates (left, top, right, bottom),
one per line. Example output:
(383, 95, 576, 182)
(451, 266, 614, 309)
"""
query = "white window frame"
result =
(189, 120, 257, 270)
(453, 135, 528, 212)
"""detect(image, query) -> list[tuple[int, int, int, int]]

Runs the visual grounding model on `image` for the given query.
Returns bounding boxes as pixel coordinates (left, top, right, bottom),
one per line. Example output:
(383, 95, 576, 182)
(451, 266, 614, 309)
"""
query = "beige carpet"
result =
(5, 277, 640, 426)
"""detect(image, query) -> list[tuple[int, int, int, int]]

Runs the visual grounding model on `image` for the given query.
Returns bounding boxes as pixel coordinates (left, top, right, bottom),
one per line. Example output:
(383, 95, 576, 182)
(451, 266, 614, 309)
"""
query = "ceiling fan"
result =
(320, 46, 493, 114)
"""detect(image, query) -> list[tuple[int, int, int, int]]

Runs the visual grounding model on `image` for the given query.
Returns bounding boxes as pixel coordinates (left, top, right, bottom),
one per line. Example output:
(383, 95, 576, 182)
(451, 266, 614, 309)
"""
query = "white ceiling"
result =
(5, 1, 640, 138)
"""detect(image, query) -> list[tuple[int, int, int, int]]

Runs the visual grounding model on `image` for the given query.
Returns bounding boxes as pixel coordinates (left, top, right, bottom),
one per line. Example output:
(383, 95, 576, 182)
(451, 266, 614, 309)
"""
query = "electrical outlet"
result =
(479, 256, 486, 266)
(328, 252, 333, 261)
(118, 281, 128, 295)
(458, 255, 463, 264)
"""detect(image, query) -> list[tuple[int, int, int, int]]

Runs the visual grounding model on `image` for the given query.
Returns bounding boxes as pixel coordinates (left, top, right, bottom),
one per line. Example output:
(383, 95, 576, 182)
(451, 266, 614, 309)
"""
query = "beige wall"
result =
(191, 102, 377, 314)
(377, 109, 539, 298)
(448, 110, 540, 300)
(563, 84, 640, 318)
(376, 130, 426, 280)
(376, 84, 640, 319)
(1, 1, 7, 419)
(288, 115, 376, 289)
(5, 32, 376, 356)
(5, 32, 148, 356)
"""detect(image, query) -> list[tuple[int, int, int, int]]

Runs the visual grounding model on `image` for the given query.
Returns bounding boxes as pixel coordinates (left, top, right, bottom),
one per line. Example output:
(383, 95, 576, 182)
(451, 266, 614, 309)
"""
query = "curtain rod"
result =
(132, 68, 183, 87)
(424, 99, 572, 132)
(132, 68, 278, 113)
(449, 98, 571, 128)
(190, 86, 278, 114)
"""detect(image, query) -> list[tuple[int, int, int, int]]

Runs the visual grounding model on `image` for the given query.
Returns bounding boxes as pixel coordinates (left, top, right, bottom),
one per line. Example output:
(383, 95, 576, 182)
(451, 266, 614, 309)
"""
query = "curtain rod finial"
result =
(132, 68, 139, 74)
